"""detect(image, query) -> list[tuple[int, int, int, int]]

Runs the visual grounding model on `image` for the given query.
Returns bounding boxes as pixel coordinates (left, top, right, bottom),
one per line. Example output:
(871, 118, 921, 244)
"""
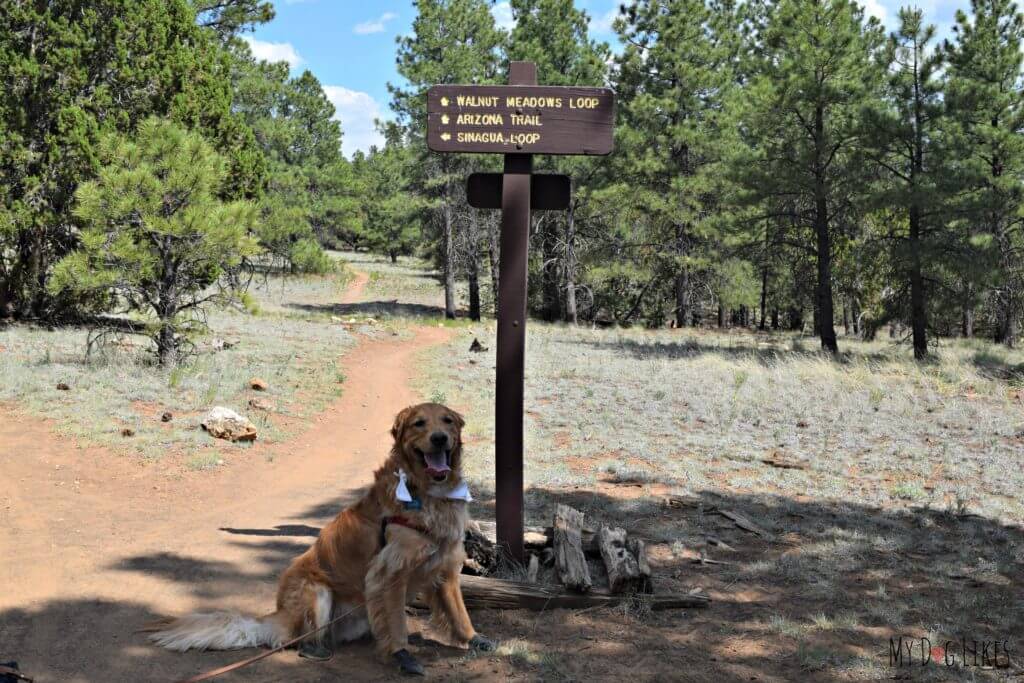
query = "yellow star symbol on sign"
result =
(441, 114, 450, 125)
(440, 97, 450, 107)
(440, 132, 451, 141)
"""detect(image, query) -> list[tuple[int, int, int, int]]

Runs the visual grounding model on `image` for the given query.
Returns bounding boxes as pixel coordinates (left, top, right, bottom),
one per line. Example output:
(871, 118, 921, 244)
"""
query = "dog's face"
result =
(391, 403, 465, 485)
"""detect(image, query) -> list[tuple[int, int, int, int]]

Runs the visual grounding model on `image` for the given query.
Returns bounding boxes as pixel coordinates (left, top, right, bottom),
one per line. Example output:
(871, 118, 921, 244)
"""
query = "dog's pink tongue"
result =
(424, 451, 450, 475)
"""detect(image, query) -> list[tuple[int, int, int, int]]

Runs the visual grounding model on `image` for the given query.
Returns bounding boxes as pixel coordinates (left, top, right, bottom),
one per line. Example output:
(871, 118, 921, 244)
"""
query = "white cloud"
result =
(861, 0, 889, 25)
(322, 85, 386, 157)
(589, 7, 619, 34)
(354, 12, 398, 35)
(491, 2, 515, 31)
(241, 36, 304, 69)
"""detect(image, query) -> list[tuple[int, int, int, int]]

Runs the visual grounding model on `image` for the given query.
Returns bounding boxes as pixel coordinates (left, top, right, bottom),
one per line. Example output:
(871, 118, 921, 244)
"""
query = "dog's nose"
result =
(430, 431, 449, 448)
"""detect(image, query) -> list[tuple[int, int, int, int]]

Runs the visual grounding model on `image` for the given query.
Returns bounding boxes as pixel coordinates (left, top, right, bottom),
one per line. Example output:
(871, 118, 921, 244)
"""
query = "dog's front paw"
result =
(469, 634, 497, 652)
(298, 640, 333, 661)
(393, 648, 425, 676)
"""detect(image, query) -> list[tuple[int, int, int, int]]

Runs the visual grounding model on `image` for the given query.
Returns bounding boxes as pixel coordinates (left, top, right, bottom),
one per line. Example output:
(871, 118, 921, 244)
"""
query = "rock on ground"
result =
(201, 406, 257, 442)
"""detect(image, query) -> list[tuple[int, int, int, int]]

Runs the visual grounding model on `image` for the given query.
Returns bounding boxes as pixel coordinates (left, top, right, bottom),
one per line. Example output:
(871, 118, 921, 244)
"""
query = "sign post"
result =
(427, 62, 614, 564)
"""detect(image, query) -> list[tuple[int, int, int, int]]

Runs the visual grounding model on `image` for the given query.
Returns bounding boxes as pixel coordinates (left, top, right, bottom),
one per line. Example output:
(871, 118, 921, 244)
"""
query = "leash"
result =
(173, 521, 435, 683)
(172, 599, 367, 683)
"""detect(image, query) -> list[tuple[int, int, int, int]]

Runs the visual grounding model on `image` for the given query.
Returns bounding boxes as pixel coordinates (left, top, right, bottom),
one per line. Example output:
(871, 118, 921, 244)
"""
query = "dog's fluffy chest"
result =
(420, 495, 469, 548)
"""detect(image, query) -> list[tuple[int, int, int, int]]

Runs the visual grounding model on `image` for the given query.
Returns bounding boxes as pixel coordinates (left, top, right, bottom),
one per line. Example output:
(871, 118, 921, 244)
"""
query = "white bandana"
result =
(395, 469, 473, 502)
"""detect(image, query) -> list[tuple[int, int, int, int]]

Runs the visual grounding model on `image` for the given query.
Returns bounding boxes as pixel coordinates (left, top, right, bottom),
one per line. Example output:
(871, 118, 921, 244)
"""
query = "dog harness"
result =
(379, 514, 430, 547)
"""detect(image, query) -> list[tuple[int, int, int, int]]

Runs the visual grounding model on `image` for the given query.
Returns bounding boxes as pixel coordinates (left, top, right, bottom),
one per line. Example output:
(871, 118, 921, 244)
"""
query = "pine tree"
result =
(231, 54, 356, 272)
(867, 8, 947, 358)
(614, 0, 743, 328)
(945, 0, 1024, 347)
(50, 119, 258, 364)
(390, 0, 504, 319)
(729, 0, 886, 352)
(507, 0, 610, 323)
(354, 124, 425, 264)
(192, 0, 274, 41)
(0, 0, 264, 318)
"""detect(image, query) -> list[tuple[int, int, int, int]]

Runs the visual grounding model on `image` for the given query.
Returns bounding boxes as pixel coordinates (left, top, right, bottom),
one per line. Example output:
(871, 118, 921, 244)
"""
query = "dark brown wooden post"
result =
(495, 61, 536, 565)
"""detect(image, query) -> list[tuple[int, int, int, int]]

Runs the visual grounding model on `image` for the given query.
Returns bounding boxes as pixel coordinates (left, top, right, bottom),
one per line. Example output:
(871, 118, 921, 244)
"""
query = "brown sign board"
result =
(427, 85, 614, 156)
(467, 173, 570, 210)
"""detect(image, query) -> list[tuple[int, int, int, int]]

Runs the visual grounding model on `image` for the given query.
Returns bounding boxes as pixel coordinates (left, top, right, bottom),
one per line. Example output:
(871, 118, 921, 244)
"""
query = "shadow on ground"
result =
(288, 301, 445, 320)
(573, 335, 906, 367)
(4, 482, 1021, 681)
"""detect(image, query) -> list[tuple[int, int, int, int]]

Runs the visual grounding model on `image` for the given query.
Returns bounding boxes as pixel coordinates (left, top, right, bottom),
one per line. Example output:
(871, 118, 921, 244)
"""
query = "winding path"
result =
(0, 271, 451, 682)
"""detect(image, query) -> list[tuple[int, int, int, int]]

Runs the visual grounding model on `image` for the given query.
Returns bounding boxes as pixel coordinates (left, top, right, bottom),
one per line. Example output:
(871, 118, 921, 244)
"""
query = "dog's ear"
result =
(391, 405, 416, 443)
(449, 409, 465, 432)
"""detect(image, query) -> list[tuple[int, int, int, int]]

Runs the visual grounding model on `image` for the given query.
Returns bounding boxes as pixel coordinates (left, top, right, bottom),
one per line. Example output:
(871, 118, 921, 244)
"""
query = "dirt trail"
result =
(0, 271, 453, 682)
(340, 268, 370, 304)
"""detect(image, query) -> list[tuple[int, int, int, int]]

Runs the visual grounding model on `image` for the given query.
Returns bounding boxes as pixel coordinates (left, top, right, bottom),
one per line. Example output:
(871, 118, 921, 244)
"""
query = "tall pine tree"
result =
(867, 8, 947, 358)
(945, 0, 1024, 347)
(507, 0, 610, 323)
(730, 0, 885, 351)
(390, 0, 504, 319)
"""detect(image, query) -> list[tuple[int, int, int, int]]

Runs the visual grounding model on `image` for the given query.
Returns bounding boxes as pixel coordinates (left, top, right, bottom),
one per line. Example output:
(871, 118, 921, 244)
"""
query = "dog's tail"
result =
(145, 611, 288, 652)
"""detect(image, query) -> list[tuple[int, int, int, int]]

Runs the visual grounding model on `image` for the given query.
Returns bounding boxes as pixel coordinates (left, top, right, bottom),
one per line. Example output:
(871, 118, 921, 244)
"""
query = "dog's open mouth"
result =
(414, 447, 451, 482)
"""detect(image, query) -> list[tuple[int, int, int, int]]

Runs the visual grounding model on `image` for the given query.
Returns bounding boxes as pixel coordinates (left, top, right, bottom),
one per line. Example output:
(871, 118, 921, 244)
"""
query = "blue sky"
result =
(247, 0, 968, 157)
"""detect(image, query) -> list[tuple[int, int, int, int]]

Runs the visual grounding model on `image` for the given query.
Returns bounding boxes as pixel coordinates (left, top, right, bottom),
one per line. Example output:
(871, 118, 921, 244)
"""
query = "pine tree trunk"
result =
(908, 205, 928, 359)
(813, 105, 838, 353)
(717, 304, 725, 328)
(675, 268, 690, 328)
(156, 239, 178, 366)
(789, 307, 804, 332)
(487, 214, 500, 316)
(994, 230, 1018, 348)
(468, 261, 481, 322)
(771, 308, 780, 330)
(564, 204, 578, 325)
(962, 288, 974, 338)
(908, 60, 928, 360)
(994, 290, 1017, 348)
(538, 216, 559, 322)
(759, 266, 768, 331)
(442, 200, 456, 320)
(842, 302, 850, 335)
(467, 210, 481, 322)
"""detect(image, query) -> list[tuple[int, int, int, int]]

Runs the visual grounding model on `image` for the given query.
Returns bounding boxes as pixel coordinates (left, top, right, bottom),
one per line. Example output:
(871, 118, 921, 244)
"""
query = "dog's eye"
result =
(442, 416, 454, 424)
(414, 418, 426, 427)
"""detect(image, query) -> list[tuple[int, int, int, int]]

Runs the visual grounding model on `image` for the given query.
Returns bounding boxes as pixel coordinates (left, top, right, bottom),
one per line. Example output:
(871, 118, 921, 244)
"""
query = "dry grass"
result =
(421, 323, 1024, 523)
(418, 321, 1024, 681)
(0, 260, 362, 460)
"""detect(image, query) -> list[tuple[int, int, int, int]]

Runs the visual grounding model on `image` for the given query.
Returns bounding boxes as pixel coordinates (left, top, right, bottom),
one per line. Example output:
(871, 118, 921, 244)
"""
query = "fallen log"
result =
(418, 575, 710, 611)
(716, 509, 774, 541)
(553, 504, 592, 592)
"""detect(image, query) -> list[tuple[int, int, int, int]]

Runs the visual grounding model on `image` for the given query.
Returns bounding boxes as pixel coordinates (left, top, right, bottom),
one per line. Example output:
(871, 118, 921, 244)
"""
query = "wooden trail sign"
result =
(428, 63, 615, 563)
(427, 85, 614, 156)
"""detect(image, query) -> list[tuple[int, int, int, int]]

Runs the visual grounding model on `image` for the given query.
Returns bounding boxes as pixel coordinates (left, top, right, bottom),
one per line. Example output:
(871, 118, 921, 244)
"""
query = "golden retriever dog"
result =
(150, 403, 494, 676)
